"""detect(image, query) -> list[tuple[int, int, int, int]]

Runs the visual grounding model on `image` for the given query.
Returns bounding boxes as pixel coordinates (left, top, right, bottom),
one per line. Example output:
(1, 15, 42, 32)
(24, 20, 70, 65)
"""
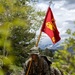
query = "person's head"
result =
(29, 46, 40, 61)
(31, 54, 38, 61)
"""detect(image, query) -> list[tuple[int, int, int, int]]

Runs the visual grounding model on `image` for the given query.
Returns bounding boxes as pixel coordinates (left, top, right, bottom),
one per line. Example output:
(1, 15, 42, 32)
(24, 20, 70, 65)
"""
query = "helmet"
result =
(28, 46, 40, 55)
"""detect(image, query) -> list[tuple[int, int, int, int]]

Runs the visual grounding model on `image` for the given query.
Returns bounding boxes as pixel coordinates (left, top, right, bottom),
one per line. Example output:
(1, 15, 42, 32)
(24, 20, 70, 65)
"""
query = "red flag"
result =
(41, 7, 61, 44)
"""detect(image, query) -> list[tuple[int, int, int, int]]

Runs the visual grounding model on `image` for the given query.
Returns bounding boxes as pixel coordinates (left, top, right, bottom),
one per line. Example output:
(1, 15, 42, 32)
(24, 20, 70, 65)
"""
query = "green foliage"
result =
(0, 1, 47, 75)
(0, 0, 45, 74)
(52, 28, 75, 75)
(0, 0, 38, 74)
(66, 29, 71, 34)
(10, 26, 35, 66)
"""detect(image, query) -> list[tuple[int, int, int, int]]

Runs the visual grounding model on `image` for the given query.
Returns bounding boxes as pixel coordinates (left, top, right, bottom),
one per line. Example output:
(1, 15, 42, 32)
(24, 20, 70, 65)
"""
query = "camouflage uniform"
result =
(24, 56, 50, 75)
(23, 46, 63, 75)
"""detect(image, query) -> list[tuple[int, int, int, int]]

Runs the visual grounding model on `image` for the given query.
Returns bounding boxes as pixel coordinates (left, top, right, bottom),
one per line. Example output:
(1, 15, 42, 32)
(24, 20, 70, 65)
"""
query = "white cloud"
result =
(63, 0, 75, 10)
(36, 3, 48, 11)
(53, 0, 66, 9)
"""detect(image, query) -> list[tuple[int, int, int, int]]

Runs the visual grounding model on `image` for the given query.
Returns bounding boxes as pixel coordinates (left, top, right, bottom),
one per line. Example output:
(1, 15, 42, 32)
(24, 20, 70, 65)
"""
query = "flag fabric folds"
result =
(41, 7, 61, 44)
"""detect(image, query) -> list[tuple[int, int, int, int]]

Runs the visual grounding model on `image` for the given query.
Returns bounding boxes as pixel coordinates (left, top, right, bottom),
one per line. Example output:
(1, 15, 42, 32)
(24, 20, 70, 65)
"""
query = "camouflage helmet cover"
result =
(28, 46, 40, 55)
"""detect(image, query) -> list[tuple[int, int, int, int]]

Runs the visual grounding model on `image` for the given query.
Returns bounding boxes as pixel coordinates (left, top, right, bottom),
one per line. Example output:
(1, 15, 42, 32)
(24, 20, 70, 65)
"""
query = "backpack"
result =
(41, 55, 52, 66)
(41, 55, 63, 75)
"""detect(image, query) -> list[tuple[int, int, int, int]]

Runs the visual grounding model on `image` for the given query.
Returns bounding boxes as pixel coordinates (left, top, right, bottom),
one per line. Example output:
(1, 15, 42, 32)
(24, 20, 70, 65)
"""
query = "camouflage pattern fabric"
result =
(23, 57, 63, 75)
(24, 57, 50, 75)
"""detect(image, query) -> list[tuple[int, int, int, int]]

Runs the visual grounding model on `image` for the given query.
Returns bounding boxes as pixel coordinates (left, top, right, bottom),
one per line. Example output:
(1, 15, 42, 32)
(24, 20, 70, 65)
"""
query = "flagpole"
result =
(36, 31, 42, 47)
(49, 0, 52, 6)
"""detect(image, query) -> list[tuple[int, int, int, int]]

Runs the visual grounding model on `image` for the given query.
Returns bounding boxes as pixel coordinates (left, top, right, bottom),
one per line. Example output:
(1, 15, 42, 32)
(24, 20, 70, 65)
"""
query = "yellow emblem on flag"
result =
(46, 22, 55, 30)
(52, 37, 55, 43)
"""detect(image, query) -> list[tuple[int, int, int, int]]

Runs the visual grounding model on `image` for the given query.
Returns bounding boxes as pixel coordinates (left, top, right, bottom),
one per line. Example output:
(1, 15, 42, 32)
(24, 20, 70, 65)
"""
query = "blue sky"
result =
(32, 0, 75, 49)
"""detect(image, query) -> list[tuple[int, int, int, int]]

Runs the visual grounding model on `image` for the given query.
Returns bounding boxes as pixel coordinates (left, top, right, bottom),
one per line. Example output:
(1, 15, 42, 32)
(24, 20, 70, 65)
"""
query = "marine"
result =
(23, 46, 63, 75)
(24, 46, 50, 75)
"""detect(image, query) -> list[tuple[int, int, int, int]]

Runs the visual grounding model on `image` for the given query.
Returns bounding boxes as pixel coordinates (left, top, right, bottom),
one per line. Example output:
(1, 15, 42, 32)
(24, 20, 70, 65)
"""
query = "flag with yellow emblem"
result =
(41, 7, 61, 44)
